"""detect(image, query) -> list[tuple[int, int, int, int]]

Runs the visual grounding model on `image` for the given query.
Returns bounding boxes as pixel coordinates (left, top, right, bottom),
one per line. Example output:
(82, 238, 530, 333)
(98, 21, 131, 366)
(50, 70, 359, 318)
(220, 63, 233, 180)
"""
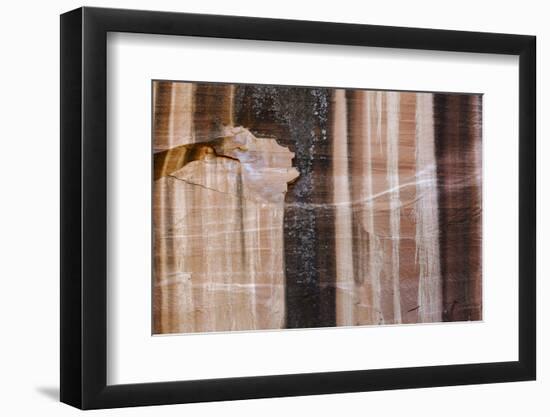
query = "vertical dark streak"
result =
(232, 85, 333, 328)
(433, 94, 482, 322)
(194, 84, 233, 141)
(346, 91, 362, 287)
(315, 94, 337, 327)
(152, 81, 172, 334)
(433, 94, 448, 320)
(152, 81, 173, 153)
(458, 95, 472, 319)
(464, 95, 483, 320)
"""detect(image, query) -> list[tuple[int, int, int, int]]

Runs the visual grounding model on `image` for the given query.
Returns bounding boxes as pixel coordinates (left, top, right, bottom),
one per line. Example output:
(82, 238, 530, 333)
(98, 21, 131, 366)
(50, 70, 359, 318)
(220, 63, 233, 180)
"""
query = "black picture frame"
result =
(60, 6, 536, 410)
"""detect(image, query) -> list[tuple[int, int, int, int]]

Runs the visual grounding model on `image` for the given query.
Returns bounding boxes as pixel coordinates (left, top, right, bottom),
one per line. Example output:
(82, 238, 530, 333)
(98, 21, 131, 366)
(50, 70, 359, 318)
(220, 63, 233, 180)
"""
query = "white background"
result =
(108, 34, 518, 384)
(0, 0, 546, 416)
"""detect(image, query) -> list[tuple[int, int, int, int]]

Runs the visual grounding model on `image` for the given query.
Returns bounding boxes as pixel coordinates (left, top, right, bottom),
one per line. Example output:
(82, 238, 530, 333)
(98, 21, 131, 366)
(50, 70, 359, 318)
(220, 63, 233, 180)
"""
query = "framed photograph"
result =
(60, 6, 536, 409)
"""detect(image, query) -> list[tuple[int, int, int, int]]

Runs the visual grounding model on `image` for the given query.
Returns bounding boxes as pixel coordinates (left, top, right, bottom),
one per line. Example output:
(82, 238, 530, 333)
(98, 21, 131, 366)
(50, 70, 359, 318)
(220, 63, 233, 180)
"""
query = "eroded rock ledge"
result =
(155, 126, 299, 204)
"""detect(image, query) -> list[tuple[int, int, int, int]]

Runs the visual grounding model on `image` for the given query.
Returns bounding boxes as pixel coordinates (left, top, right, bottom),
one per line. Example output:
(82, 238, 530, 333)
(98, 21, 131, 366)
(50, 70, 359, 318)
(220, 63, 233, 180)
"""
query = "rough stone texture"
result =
(154, 127, 298, 333)
(152, 81, 482, 334)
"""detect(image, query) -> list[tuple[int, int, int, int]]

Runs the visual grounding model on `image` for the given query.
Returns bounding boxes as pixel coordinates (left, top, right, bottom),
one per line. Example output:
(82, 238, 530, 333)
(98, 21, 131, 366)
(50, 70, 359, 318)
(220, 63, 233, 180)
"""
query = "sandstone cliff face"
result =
(152, 81, 482, 335)
(154, 126, 298, 333)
